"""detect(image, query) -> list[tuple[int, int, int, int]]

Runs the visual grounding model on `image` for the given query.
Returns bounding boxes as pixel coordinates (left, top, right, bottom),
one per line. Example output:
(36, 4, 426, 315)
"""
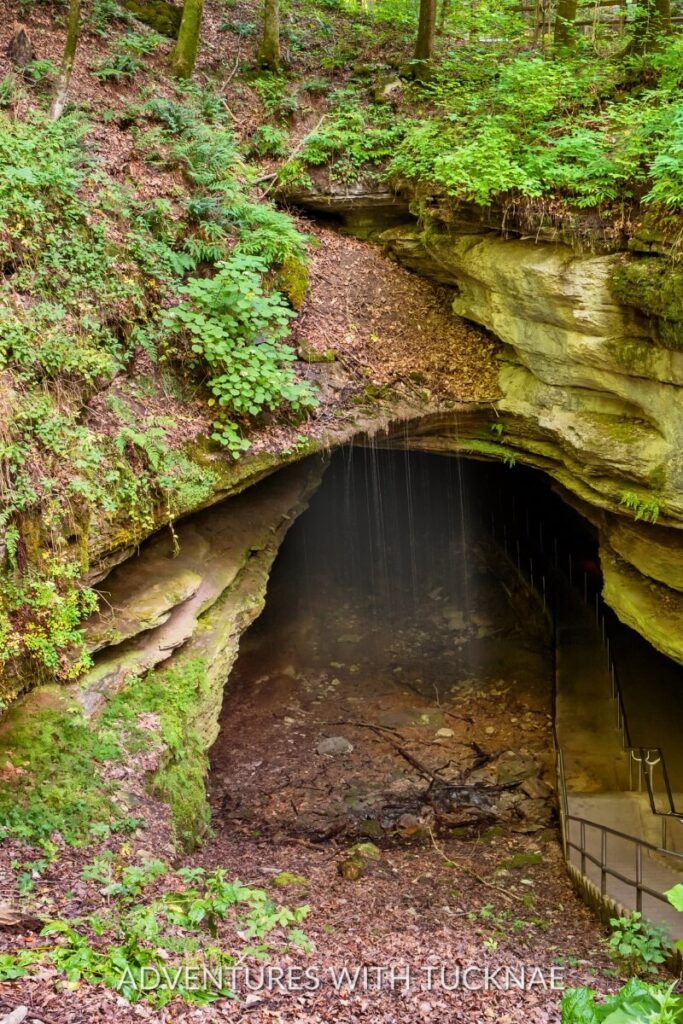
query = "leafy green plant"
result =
(24, 58, 59, 90)
(284, 91, 404, 185)
(0, 74, 20, 107)
(0, 556, 97, 680)
(562, 889, 683, 1022)
(384, 39, 683, 211)
(608, 912, 670, 975)
(248, 124, 290, 158)
(562, 978, 683, 1023)
(620, 491, 661, 524)
(93, 30, 164, 81)
(0, 95, 313, 684)
(222, 17, 255, 35)
(165, 253, 317, 458)
(2, 862, 312, 1007)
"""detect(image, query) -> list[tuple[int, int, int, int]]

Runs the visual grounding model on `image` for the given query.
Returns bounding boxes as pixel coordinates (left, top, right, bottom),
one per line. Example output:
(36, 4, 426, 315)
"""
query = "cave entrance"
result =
(207, 445, 683, 934)
(209, 447, 593, 843)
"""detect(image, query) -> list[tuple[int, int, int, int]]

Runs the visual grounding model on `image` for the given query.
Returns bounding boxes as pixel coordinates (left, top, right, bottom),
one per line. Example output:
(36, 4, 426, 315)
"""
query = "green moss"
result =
(272, 871, 308, 887)
(348, 841, 381, 860)
(277, 254, 310, 311)
(103, 658, 213, 848)
(496, 852, 543, 871)
(123, 0, 182, 36)
(610, 257, 683, 351)
(0, 658, 214, 850)
(605, 337, 656, 375)
(477, 825, 506, 843)
(298, 344, 337, 363)
(164, 449, 218, 516)
(0, 688, 121, 848)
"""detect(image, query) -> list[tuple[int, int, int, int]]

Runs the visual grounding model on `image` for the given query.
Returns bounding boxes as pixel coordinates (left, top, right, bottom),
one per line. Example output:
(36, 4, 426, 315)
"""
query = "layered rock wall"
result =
(375, 216, 683, 662)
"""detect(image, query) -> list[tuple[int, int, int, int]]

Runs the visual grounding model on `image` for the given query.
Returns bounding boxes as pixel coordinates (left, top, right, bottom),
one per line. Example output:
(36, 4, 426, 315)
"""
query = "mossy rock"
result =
(272, 871, 308, 888)
(496, 852, 543, 871)
(338, 854, 365, 881)
(338, 841, 382, 880)
(124, 0, 182, 36)
(277, 255, 310, 311)
(298, 344, 337, 363)
(610, 256, 683, 351)
(348, 841, 381, 860)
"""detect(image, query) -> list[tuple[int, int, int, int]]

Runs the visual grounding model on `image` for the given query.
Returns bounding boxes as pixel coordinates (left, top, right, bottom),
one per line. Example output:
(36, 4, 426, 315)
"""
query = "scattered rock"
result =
(358, 818, 383, 838)
(436, 727, 454, 738)
(494, 792, 520, 819)
(398, 812, 423, 833)
(0, 1006, 28, 1024)
(373, 79, 403, 103)
(521, 776, 553, 800)
(338, 841, 382, 880)
(6, 27, 32, 67)
(518, 798, 554, 824)
(468, 764, 498, 785)
(338, 855, 365, 881)
(349, 841, 381, 860)
(317, 736, 354, 756)
(0, 901, 43, 932)
(244, 993, 263, 1009)
(495, 749, 539, 785)
(297, 343, 337, 363)
(445, 609, 467, 631)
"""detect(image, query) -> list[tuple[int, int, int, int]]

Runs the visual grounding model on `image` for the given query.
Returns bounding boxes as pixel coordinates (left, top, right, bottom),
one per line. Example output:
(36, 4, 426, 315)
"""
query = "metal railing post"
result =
(580, 820, 587, 876)
(635, 844, 643, 913)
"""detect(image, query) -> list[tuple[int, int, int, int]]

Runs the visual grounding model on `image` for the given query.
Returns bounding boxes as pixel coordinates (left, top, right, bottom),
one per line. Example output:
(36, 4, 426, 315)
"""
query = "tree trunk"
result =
(50, 0, 82, 120)
(437, 0, 450, 36)
(257, 0, 281, 70)
(171, 0, 204, 79)
(553, 0, 577, 48)
(627, 0, 671, 53)
(413, 0, 436, 79)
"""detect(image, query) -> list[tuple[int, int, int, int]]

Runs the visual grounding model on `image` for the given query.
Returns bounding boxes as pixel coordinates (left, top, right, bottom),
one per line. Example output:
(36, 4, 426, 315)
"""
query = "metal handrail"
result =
(565, 813, 683, 913)
(490, 502, 683, 917)
(488, 497, 682, 819)
(555, 729, 683, 917)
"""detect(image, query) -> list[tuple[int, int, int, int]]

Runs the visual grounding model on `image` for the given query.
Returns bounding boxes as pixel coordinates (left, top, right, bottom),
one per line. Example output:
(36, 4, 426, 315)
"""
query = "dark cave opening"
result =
(213, 447, 683, 824)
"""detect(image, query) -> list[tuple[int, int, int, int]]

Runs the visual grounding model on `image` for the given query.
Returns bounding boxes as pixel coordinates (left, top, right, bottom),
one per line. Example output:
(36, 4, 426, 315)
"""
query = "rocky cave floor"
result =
(0, 538, 633, 1023)
(190, 538, 622, 1024)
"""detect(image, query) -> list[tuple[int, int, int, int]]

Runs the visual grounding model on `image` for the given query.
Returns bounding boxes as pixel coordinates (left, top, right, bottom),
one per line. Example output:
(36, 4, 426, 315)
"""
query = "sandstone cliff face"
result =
(375, 216, 683, 662)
